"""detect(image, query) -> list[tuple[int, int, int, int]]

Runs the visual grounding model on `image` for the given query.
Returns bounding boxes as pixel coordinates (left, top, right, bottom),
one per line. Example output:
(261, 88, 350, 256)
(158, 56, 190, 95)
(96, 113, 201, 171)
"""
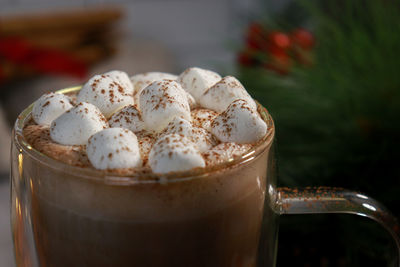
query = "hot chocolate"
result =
(17, 67, 275, 267)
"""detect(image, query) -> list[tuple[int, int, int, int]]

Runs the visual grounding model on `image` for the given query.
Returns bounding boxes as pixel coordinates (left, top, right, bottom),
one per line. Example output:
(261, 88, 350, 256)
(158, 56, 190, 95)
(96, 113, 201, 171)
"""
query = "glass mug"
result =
(10, 87, 400, 267)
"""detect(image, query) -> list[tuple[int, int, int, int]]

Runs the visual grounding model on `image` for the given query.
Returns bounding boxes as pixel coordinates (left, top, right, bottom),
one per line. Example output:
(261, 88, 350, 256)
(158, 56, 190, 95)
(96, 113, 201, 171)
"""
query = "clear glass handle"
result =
(274, 187, 400, 266)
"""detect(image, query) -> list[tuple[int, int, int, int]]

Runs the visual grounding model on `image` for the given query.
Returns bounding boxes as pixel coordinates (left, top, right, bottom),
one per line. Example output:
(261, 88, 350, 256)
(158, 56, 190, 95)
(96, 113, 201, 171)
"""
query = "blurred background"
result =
(0, 0, 399, 266)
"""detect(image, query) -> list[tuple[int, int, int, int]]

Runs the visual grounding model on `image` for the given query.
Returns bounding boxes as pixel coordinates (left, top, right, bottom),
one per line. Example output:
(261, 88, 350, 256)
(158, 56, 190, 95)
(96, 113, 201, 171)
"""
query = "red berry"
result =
(245, 22, 268, 50)
(266, 43, 287, 57)
(291, 28, 315, 50)
(269, 32, 291, 49)
(246, 38, 262, 50)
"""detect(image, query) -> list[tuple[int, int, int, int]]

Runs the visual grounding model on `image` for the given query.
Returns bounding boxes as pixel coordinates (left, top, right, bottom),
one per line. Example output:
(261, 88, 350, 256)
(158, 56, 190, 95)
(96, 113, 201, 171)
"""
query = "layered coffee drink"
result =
(17, 68, 275, 267)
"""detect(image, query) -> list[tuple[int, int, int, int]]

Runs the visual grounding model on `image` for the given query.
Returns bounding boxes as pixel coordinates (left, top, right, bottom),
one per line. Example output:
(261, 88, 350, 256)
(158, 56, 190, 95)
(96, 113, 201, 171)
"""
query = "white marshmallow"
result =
(50, 102, 108, 145)
(131, 72, 178, 93)
(200, 76, 257, 112)
(131, 72, 178, 106)
(202, 142, 252, 166)
(158, 117, 217, 152)
(191, 127, 218, 152)
(32, 93, 73, 126)
(86, 128, 141, 170)
(77, 73, 134, 118)
(109, 105, 145, 133)
(149, 133, 205, 174)
(186, 91, 197, 109)
(139, 80, 190, 133)
(105, 70, 134, 93)
(158, 116, 193, 139)
(136, 86, 195, 111)
(191, 108, 219, 131)
(211, 99, 267, 144)
(178, 67, 221, 101)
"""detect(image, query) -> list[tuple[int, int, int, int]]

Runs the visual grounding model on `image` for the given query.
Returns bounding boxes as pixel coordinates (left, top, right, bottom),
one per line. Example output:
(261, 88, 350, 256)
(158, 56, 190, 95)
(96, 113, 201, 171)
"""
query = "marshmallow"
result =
(137, 134, 154, 166)
(211, 99, 267, 143)
(191, 108, 219, 131)
(158, 117, 217, 152)
(158, 116, 193, 139)
(191, 127, 218, 152)
(131, 72, 178, 93)
(149, 133, 205, 174)
(109, 105, 145, 133)
(86, 128, 141, 170)
(178, 67, 221, 101)
(77, 72, 134, 117)
(32, 92, 74, 126)
(200, 76, 257, 112)
(136, 87, 195, 111)
(131, 72, 178, 106)
(50, 102, 108, 145)
(139, 80, 190, 133)
(202, 142, 252, 166)
(105, 70, 134, 93)
(186, 91, 197, 109)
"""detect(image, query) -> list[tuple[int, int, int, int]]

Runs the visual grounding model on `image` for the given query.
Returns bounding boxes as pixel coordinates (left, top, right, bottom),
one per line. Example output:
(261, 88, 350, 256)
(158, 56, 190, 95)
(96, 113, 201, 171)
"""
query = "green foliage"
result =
(239, 0, 400, 201)
(237, 0, 400, 265)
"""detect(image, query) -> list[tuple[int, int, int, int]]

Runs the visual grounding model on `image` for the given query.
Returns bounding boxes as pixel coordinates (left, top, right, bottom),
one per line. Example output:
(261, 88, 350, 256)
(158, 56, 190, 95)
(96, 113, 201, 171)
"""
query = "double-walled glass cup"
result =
(11, 87, 400, 267)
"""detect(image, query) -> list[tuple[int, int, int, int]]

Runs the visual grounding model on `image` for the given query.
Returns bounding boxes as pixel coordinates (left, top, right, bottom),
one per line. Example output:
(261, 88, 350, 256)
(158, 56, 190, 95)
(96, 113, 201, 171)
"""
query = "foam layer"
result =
(23, 124, 90, 167)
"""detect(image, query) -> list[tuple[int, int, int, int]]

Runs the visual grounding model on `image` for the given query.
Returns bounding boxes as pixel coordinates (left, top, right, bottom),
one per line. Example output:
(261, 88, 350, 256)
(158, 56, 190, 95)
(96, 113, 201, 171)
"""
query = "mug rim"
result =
(13, 86, 275, 185)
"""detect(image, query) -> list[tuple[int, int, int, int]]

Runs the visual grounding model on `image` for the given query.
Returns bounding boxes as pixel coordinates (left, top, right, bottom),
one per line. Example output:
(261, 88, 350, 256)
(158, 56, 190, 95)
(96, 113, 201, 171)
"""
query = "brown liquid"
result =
(23, 141, 270, 267)
(32, 189, 264, 267)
